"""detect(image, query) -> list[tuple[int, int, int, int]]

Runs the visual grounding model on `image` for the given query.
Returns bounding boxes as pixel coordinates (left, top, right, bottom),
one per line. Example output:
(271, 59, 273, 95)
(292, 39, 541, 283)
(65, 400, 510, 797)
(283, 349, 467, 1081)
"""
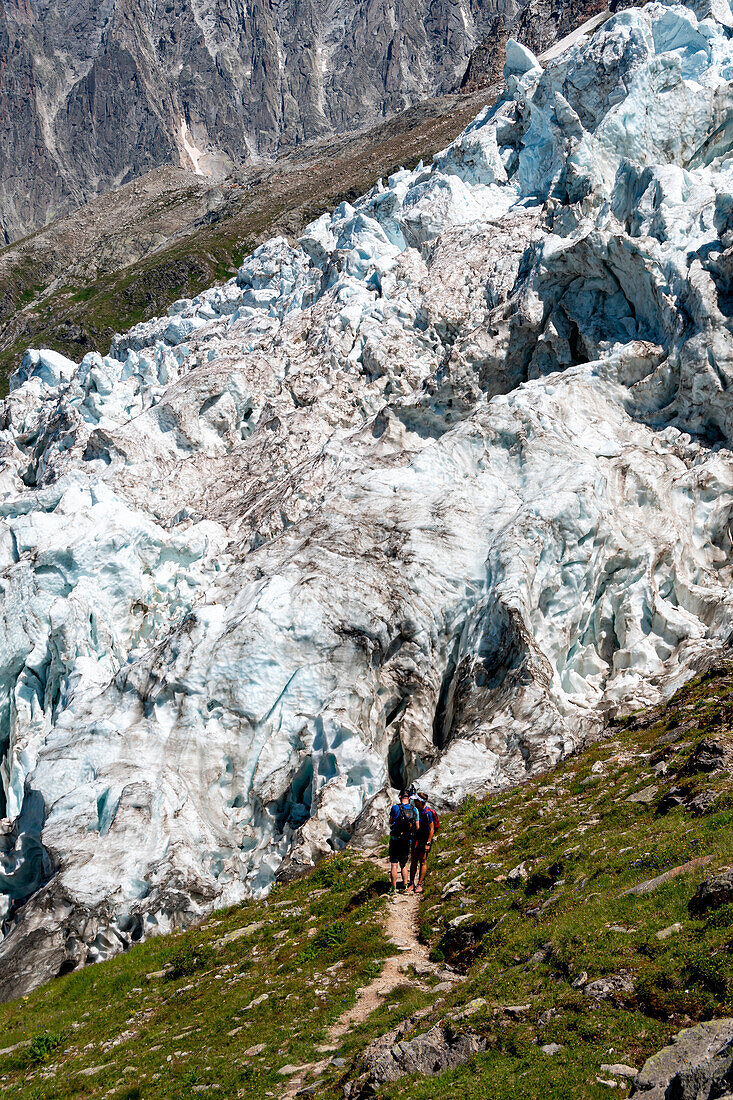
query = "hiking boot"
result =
(406, 884, 414, 894)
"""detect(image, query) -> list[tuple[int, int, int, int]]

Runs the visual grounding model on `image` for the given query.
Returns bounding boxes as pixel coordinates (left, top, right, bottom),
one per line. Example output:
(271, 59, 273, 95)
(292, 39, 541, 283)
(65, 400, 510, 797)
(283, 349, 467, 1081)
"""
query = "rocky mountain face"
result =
(0, 0, 606, 244)
(2, 0, 733, 997)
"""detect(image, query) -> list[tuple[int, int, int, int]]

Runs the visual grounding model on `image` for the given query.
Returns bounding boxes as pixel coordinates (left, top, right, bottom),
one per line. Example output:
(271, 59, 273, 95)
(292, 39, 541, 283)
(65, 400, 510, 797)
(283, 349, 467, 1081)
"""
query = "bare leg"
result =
(390, 863, 399, 890)
(400, 861, 409, 886)
(409, 851, 419, 889)
(418, 855, 429, 887)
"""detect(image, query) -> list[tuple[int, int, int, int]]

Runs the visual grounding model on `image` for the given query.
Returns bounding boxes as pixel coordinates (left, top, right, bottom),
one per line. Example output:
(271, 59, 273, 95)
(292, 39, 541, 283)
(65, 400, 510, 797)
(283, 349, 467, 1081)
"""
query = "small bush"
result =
(461, 796, 498, 828)
(310, 856, 351, 888)
(707, 903, 733, 929)
(298, 919, 349, 961)
(166, 937, 217, 979)
(26, 1031, 64, 1065)
(686, 947, 732, 998)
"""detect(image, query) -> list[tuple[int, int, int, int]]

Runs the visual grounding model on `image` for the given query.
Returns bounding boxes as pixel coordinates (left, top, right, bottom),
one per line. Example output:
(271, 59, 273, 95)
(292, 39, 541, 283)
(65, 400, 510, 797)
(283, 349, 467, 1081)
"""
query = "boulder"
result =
(626, 784, 658, 804)
(348, 1023, 487, 1097)
(689, 791, 723, 816)
(689, 869, 733, 918)
(657, 788, 688, 815)
(584, 972, 635, 1001)
(630, 1019, 733, 1099)
(683, 739, 730, 775)
(439, 919, 494, 971)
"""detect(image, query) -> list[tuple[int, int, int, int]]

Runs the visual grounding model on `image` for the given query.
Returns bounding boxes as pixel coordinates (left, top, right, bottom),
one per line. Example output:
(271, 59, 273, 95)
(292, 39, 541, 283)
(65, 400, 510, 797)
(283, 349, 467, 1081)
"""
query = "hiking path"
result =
(278, 855, 444, 1098)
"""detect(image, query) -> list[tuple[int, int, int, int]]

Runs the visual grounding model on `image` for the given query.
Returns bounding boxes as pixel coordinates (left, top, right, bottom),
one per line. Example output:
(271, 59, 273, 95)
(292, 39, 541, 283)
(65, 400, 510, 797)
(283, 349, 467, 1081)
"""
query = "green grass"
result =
(0, 854, 390, 1098)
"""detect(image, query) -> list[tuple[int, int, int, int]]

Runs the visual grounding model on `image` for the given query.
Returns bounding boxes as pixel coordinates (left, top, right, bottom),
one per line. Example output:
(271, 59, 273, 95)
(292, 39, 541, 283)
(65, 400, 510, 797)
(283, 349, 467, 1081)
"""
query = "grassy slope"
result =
(3, 664, 733, 1098)
(0, 859, 391, 1099)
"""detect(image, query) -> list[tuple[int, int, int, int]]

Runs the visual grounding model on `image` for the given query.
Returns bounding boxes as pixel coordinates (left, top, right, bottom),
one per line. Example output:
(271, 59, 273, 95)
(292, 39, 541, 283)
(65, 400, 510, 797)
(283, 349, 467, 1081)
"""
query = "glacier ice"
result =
(3, 0, 733, 995)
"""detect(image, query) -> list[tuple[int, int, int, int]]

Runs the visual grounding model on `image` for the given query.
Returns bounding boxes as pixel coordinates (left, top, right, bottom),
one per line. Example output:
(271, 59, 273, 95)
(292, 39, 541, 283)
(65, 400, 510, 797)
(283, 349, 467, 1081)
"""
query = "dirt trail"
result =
(329, 857, 439, 1038)
(278, 856, 441, 1099)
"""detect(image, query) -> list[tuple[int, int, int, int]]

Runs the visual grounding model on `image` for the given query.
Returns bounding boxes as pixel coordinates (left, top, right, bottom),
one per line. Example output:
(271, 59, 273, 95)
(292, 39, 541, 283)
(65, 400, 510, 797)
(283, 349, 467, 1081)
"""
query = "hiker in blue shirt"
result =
(388, 789, 417, 899)
(408, 791, 435, 894)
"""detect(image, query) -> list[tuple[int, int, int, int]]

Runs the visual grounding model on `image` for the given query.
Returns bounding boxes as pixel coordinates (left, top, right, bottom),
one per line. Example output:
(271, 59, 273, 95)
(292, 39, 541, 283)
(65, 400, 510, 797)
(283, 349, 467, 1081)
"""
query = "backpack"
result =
(425, 805, 441, 835)
(391, 803, 417, 838)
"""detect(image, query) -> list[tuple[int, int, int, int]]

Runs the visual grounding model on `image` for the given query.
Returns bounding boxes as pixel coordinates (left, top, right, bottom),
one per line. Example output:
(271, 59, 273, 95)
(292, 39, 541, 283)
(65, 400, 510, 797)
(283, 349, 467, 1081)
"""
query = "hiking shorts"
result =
(413, 840, 432, 861)
(389, 836, 411, 866)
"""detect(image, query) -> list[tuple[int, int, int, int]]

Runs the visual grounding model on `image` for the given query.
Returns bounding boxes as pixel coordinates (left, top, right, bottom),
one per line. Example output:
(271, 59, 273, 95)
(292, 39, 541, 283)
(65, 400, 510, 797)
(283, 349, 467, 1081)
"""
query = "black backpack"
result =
(391, 803, 416, 838)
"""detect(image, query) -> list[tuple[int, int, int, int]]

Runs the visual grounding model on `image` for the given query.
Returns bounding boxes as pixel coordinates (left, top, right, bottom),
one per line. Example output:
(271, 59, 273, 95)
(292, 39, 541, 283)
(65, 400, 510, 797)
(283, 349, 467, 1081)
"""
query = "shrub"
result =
(707, 903, 733, 929)
(26, 1031, 64, 1065)
(461, 797, 498, 828)
(310, 856, 351, 888)
(298, 919, 349, 961)
(166, 937, 217, 979)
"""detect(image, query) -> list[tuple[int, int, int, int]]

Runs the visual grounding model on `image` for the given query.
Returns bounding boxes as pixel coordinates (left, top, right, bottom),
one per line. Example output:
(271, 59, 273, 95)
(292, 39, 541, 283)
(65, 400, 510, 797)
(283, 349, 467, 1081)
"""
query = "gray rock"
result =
(655, 922, 683, 941)
(448, 913, 475, 928)
(689, 868, 733, 918)
(683, 739, 730, 774)
(350, 1023, 488, 1096)
(449, 998, 488, 1020)
(689, 791, 723, 816)
(441, 874, 466, 899)
(656, 787, 688, 815)
(584, 972, 635, 1001)
(601, 1063, 638, 1078)
(630, 1019, 733, 1099)
(626, 784, 658, 804)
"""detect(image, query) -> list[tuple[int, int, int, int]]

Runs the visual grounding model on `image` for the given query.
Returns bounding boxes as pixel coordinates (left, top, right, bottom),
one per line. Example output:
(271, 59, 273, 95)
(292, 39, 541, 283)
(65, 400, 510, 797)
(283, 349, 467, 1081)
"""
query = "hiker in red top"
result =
(408, 791, 436, 894)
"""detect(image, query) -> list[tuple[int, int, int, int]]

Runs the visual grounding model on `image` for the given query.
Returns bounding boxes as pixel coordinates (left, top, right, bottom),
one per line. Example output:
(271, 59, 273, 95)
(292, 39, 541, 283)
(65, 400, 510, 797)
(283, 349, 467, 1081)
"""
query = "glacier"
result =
(3, 0, 733, 995)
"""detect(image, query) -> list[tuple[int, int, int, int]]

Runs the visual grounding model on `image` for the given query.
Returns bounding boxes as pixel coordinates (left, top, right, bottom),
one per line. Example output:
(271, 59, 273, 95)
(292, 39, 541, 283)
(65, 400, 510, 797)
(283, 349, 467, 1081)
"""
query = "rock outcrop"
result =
(689, 868, 733, 917)
(3, 0, 733, 996)
(347, 1021, 488, 1097)
(631, 1019, 733, 1099)
(0, 0, 610, 243)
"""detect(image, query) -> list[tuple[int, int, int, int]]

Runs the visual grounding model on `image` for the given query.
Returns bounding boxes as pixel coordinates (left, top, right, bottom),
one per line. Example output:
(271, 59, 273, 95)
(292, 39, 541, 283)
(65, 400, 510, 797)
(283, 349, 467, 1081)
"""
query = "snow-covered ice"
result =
(3, 0, 733, 995)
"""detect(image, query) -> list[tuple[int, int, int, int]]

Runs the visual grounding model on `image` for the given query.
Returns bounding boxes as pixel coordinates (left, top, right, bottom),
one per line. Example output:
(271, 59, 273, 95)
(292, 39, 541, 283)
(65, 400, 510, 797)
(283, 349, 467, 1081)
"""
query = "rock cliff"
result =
(2, 0, 733, 997)
(0, 0, 604, 242)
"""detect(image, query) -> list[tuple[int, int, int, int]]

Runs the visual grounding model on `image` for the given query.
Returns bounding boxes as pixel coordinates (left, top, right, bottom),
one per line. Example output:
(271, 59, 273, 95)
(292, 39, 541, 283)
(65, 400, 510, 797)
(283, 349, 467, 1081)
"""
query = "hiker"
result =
(408, 791, 435, 894)
(388, 789, 417, 898)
